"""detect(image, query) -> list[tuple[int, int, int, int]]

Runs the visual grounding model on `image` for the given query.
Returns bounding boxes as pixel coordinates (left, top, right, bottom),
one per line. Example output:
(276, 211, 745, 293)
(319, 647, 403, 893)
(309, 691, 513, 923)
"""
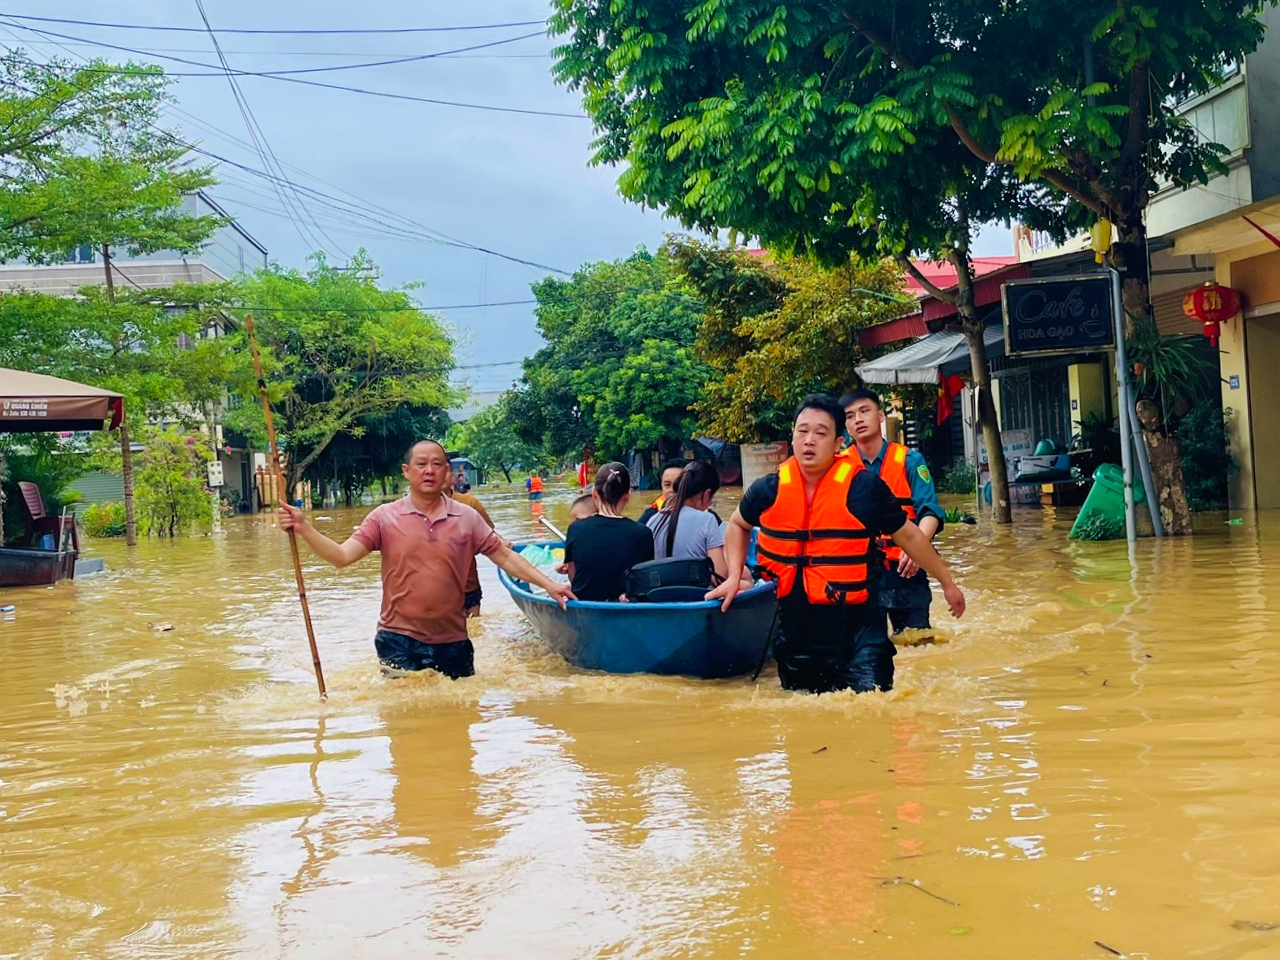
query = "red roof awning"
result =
(860, 312, 928, 348)
(923, 263, 1031, 323)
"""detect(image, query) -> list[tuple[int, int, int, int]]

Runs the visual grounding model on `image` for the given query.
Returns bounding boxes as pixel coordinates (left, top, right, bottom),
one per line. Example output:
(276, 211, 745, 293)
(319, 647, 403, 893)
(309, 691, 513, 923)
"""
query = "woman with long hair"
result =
(646, 461, 738, 583)
(563, 462, 654, 601)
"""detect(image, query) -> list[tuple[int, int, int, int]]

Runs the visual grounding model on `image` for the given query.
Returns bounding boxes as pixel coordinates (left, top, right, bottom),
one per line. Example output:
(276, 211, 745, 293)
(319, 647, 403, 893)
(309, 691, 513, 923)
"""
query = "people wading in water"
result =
(843, 388, 944, 639)
(706, 395, 965, 694)
(278, 439, 574, 679)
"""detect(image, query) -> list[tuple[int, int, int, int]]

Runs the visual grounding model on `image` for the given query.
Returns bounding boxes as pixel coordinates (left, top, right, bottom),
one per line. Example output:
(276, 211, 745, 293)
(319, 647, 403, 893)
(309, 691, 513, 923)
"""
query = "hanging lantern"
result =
(1182, 281, 1242, 347)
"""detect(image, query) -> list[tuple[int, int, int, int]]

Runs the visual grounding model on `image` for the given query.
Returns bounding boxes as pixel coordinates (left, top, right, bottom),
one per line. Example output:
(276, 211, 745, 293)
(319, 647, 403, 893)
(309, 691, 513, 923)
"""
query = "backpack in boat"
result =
(624, 557, 718, 603)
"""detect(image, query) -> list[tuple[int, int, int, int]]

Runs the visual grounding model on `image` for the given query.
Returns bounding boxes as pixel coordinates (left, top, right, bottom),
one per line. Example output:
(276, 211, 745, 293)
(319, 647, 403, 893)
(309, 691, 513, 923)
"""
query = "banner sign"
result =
(1002, 275, 1115, 357)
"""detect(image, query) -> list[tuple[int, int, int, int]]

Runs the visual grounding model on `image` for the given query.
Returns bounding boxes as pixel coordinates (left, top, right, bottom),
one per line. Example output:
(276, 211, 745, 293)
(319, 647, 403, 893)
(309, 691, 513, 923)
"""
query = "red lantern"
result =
(1182, 281, 1242, 347)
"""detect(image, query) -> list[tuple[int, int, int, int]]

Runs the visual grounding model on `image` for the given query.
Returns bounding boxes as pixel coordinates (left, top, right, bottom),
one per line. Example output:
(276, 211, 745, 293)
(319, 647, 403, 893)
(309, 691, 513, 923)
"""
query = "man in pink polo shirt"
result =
(278, 439, 574, 679)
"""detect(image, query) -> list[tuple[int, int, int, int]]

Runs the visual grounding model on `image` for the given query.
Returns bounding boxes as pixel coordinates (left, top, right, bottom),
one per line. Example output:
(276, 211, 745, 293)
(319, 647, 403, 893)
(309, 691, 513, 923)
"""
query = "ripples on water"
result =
(3, 489, 1280, 959)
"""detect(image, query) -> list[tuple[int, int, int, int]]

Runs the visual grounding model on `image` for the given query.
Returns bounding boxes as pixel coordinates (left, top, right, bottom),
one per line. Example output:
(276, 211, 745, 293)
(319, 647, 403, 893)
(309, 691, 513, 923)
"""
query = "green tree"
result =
(0, 60, 224, 543)
(508, 248, 709, 461)
(550, 3, 1078, 519)
(550, 0, 1270, 532)
(216, 252, 458, 489)
(309, 403, 451, 505)
(0, 287, 232, 539)
(446, 397, 551, 484)
(134, 427, 212, 538)
(669, 241, 907, 441)
(0, 53, 173, 242)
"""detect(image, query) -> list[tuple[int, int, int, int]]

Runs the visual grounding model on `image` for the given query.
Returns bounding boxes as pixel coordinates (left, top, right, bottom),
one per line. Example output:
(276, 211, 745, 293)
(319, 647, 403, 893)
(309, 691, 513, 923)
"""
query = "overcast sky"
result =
(4, 1, 1011, 393)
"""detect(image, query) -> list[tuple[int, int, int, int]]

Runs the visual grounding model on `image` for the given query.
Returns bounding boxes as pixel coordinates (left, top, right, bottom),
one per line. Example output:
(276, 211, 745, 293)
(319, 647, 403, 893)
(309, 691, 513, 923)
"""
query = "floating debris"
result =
(149, 622, 175, 633)
(1232, 920, 1277, 932)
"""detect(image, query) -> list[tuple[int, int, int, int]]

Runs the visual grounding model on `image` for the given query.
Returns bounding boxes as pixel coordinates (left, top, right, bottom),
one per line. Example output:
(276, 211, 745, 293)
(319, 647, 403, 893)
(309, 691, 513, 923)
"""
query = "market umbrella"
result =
(0, 368, 124, 433)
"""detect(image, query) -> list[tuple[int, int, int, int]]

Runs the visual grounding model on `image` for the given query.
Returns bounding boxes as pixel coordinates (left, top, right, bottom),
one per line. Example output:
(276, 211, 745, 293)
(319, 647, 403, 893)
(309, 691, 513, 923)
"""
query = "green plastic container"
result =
(1069, 463, 1146, 540)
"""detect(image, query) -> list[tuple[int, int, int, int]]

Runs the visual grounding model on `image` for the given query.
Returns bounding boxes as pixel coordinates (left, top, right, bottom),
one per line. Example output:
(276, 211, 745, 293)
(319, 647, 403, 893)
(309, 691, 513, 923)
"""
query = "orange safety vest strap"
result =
(877, 443, 918, 565)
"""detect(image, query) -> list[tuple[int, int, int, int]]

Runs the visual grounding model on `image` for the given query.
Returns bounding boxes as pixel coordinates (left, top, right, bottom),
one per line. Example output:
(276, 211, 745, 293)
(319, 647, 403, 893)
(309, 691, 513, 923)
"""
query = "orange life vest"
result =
(651, 493, 666, 511)
(875, 443, 916, 565)
(756, 455, 872, 606)
(529, 476, 543, 493)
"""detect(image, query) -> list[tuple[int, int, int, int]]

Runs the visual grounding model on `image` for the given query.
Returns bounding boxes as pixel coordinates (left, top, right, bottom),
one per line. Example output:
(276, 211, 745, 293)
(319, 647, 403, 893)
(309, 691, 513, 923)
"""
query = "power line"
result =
(12, 39, 552, 58)
(182, 144, 573, 274)
(2, 31, 544, 77)
(1, 20, 585, 118)
(212, 300, 539, 312)
(189, 0, 345, 260)
(2, 38, 576, 277)
(0, 12, 548, 35)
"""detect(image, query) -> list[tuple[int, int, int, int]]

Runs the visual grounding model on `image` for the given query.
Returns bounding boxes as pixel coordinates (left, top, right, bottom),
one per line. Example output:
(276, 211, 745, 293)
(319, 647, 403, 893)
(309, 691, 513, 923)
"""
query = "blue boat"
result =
(498, 543, 778, 679)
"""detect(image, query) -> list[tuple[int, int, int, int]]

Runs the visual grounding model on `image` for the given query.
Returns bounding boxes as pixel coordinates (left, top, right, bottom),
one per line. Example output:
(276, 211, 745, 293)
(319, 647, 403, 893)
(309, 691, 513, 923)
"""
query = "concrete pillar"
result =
(1219, 255, 1256, 510)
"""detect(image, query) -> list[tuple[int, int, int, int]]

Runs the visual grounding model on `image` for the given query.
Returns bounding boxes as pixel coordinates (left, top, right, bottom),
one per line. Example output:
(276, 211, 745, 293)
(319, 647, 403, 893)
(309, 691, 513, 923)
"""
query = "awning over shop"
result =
(0, 368, 124, 432)
(855, 324, 1004, 385)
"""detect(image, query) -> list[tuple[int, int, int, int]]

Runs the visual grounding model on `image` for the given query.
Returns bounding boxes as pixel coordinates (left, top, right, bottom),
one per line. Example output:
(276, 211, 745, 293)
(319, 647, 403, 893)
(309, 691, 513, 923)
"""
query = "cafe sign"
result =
(1001, 275, 1115, 358)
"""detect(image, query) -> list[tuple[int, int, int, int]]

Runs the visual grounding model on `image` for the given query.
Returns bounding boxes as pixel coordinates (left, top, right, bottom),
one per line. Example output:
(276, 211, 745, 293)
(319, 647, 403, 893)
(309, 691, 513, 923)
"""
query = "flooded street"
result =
(4, 487, 1280, 959)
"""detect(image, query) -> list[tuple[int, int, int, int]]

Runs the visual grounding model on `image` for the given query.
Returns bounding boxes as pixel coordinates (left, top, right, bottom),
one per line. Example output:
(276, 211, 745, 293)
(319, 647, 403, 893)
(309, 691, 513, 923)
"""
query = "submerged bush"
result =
(936, 462, 976, 495)
(1177, 403, 1235, 512)
(82, 500, 127, 538)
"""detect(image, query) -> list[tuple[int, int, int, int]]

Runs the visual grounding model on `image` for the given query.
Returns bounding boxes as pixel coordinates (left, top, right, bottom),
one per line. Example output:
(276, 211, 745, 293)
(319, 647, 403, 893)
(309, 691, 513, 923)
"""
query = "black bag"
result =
(624, 557, 717, 603)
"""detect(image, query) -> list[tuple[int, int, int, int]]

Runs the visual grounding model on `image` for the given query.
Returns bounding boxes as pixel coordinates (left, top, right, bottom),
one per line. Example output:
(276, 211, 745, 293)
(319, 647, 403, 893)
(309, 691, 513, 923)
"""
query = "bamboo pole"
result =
(244, 314, 327, 699)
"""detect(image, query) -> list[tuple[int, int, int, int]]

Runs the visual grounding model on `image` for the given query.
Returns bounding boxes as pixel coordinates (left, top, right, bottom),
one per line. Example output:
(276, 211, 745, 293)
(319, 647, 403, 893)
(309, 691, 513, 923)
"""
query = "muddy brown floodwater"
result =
(3, 486, 1280, 959)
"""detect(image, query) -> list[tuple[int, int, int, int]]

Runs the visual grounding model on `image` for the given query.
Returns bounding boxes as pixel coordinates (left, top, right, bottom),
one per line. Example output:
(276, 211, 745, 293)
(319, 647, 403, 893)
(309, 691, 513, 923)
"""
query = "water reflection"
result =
(5, 488, 1280, 958)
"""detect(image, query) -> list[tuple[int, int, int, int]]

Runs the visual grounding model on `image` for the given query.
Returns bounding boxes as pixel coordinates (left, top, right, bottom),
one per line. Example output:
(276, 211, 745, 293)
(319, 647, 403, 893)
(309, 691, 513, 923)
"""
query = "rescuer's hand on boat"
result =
(705, 577, 739, 613)
(543, 581, 576, 610)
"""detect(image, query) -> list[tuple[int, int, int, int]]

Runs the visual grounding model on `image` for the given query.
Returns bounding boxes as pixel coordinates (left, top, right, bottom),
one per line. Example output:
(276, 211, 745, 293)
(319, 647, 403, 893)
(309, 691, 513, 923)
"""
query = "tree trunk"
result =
(101, 243, 115, 302)
(1114, 218, 1194, 535)
(1136, 399, 1193, 535)
(963, 320, 1011, 523)
(949, 246, 1011, 524)
(501, 465, 513, 483)
(120, 422, 137, 545)
(104, 242, 139, 545)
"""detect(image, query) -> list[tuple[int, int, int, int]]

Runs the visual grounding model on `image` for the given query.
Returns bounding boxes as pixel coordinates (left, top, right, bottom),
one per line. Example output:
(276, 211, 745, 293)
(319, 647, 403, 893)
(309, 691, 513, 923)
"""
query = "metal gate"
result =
(998, 364, 1073, 445)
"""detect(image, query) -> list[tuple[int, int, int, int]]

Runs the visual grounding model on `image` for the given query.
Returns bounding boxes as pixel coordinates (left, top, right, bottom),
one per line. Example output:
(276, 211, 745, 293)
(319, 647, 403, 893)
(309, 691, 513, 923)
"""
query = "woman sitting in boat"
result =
(563, 462, 654, 601)
(647, 461, 753, 590)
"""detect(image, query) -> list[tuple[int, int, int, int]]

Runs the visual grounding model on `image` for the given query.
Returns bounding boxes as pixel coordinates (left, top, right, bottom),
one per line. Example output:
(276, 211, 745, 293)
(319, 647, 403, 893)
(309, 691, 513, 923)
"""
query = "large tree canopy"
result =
(669, 240, 905, 441)
(507, 248, 710, 462)
(214, 251, 458, 486)
(550, 0, 1267, 530)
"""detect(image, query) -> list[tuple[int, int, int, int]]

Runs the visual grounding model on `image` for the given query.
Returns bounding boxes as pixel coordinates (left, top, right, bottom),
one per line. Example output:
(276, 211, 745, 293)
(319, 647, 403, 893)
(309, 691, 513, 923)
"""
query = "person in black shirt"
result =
(564, 462, 654, 601)
(707, 395, 965, 694)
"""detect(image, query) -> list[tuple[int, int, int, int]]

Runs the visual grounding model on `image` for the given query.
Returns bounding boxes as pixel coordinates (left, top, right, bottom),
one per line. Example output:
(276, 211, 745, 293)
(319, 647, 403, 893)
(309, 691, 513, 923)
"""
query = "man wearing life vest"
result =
(638, 459, 688, 525)
(526, 473, 544, 501)
(842, 388, 944, 636)
(706, 395, 965, 693)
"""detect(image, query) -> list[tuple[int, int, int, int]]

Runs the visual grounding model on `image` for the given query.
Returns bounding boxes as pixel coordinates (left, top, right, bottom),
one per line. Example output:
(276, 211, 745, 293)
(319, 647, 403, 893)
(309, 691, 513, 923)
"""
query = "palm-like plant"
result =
(1125, 321, 1216, 426)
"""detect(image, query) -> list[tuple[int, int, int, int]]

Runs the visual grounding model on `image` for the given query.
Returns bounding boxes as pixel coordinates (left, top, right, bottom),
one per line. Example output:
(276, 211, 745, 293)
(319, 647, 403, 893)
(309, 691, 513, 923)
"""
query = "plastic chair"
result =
(17, 482, 76, 550)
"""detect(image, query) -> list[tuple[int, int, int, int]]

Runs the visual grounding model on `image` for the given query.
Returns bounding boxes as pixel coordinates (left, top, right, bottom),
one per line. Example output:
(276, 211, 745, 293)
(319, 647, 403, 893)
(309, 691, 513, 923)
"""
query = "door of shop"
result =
(1248, 315, 1280, 509)
(999, 365, 1073, 448)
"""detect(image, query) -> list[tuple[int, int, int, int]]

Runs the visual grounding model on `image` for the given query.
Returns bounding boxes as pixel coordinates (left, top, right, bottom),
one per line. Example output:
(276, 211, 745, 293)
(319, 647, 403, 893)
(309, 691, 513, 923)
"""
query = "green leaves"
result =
(511, 247, 709, 460)
(215, 251, 457, 482)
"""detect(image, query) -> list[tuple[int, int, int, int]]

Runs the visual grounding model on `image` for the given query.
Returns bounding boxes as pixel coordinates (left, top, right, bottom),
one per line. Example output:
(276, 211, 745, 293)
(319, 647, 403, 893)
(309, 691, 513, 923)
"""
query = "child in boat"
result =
(568, 494, 597, 525)
(563, 462, 653, 601)
(555, 495, 599, 575)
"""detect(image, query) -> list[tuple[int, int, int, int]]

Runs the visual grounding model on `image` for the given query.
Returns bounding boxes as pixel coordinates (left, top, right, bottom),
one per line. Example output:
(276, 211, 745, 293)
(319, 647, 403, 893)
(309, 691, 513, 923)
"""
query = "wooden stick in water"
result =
(244, 314, 327, 700)
(538, 515, 567, 541)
